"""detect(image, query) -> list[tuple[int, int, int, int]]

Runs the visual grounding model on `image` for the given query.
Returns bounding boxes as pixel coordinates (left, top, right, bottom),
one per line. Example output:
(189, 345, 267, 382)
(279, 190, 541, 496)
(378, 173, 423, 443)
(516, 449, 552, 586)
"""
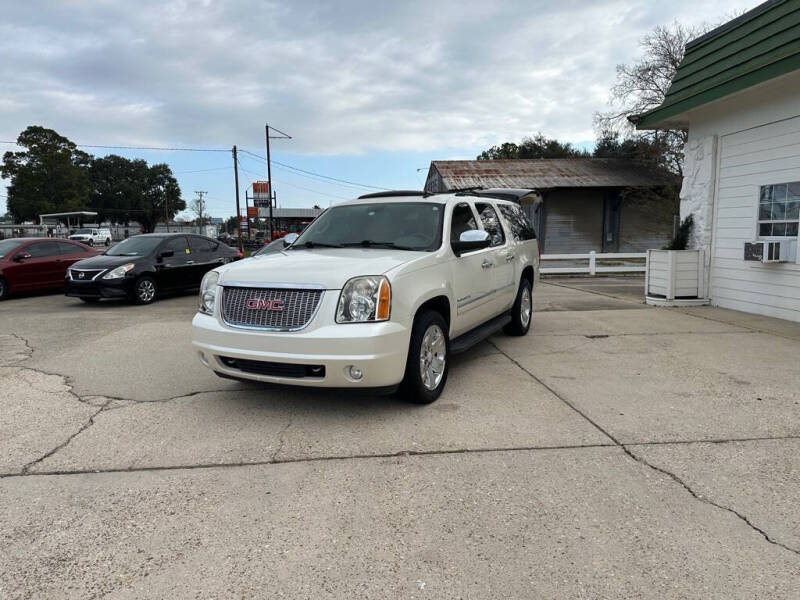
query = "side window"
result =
(57, 242, 87, 254)
(475, 203, 505, 247)
(190, 237, 218, 253)
(450, 203, 478, 242)
(499, 204, 537, 242)
(163, 236, 190, 256)
(25, 242, 61, 258)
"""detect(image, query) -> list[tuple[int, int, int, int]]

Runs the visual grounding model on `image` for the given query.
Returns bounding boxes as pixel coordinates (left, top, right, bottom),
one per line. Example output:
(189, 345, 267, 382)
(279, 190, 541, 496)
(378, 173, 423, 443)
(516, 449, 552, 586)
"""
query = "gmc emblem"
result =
(245, 298, 284, 311)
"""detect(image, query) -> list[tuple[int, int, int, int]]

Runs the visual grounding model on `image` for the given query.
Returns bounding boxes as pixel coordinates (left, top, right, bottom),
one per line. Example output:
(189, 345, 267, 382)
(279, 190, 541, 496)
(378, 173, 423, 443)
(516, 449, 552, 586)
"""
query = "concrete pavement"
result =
(1, 280, 799, 598)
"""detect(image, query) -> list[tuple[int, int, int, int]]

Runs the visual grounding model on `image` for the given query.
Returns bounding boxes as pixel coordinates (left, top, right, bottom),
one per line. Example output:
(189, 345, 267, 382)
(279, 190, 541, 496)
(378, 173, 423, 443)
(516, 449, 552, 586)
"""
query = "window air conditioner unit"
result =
(743, 240, 797, 263)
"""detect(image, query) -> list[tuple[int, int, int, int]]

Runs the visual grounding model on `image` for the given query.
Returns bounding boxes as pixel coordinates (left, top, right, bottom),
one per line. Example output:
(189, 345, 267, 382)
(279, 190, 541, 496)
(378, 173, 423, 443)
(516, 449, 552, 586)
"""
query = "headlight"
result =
(199, 270, 220, 315)
(102, 263, 135, 279)
(336, 276, 391, 323)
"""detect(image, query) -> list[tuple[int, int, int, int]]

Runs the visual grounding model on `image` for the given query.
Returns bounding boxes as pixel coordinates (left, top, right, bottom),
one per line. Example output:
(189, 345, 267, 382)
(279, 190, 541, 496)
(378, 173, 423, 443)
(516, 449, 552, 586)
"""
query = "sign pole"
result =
(232, 145, 243, 254)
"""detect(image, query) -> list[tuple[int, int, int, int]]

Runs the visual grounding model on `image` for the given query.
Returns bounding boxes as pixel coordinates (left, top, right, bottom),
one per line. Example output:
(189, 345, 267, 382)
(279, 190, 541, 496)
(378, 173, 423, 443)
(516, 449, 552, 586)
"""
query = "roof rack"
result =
(357, 190, 427, 199)
(454, 188, 541, 203)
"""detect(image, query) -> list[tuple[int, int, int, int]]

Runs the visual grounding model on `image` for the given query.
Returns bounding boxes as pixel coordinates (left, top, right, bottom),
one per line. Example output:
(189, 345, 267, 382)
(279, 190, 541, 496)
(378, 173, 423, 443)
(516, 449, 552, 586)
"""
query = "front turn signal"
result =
(376, 278, 391, 320)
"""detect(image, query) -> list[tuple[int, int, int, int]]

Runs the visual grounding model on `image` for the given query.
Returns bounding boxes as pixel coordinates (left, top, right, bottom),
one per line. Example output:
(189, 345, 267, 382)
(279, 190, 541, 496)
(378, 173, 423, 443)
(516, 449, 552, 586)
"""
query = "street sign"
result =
(247, 206, 258, 218)
(253, 181, 271, 208)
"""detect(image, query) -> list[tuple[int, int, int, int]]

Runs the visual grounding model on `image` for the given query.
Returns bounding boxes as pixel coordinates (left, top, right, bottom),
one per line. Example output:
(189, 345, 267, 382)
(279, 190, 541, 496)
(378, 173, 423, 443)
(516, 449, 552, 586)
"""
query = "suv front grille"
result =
(221, 286, 323, 330)
(69, 269, 105, 281)
(219, 357, 325, 379)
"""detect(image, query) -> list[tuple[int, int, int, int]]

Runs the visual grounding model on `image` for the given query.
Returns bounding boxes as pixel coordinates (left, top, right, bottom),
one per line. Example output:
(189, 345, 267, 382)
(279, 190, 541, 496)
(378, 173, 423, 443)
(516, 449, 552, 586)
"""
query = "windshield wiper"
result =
(295, 241, 343, 249)
(342, 240, 418, 250)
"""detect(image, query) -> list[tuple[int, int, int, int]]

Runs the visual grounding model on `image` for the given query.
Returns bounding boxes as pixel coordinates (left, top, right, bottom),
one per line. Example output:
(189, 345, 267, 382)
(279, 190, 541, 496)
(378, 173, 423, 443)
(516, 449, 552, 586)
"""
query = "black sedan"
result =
(66, 233, 242, 304)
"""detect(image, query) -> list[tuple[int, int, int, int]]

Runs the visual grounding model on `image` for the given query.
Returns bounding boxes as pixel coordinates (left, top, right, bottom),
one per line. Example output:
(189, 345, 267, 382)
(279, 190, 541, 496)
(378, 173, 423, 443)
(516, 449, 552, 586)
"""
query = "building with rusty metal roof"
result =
(425, 158, 678, 254)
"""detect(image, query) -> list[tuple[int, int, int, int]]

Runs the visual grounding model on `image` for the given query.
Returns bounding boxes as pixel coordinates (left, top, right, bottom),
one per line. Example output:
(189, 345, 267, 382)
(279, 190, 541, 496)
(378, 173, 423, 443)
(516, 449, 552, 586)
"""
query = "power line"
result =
(0, 140, 228, 152)
(237, 163, 349, 200)
(173, 166, 232, 174)
(238, 149, 388, 191)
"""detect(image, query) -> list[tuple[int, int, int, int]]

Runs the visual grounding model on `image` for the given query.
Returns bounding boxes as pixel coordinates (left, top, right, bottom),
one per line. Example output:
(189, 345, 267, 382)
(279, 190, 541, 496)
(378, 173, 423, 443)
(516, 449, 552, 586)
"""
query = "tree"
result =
(1, 126, 92, 222)
(595, 22, 704, 177)
(188, 192, 208, 226)
(88, 155, 149, 225)
(136, 164, 184, 233)
(478, 133, 589, 160)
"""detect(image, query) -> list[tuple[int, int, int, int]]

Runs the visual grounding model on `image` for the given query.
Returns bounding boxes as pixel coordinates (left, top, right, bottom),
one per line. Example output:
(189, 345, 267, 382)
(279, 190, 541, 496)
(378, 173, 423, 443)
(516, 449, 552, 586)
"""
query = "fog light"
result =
(348, 366, 363, 380)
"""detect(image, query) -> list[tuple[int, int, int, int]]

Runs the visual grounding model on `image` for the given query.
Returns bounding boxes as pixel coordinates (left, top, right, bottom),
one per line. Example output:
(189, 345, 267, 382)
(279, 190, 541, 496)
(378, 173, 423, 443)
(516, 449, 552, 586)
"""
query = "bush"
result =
(665, 214, 693, 250)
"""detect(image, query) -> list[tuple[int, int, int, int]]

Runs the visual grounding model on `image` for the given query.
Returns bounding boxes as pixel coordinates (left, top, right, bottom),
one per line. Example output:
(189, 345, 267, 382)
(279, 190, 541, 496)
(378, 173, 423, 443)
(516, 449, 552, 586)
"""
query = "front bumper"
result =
(66, 276, 132, 299)
(191, 293, 411, 388)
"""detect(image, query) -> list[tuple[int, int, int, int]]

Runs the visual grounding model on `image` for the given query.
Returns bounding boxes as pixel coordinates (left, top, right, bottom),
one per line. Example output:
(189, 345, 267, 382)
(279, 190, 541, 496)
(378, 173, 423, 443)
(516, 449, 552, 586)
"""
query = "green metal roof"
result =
(634, 0, 800, 130)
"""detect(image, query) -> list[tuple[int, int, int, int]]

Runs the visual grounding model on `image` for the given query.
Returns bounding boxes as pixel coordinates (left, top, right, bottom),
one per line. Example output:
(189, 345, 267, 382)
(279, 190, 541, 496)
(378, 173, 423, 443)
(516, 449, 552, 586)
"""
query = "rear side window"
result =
(475, 203, 505, 247)
(57, 242, 88, 254)
(190, 237, 219, 253)
(498, 204, 537, 241)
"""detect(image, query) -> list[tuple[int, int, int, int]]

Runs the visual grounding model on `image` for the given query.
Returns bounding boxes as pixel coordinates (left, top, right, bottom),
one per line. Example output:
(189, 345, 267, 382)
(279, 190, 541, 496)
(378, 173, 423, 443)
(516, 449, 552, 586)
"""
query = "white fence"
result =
(540, 251, 647, 276)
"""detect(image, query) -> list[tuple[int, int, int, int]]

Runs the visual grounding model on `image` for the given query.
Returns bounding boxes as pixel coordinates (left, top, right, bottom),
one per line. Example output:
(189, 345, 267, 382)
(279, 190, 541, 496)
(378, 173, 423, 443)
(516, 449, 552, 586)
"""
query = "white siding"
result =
(711, 114, 800, 321)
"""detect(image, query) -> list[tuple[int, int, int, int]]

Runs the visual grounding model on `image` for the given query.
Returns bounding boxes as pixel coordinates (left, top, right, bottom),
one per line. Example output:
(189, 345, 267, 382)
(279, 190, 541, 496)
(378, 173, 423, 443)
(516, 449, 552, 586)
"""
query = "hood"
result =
(218, 247, 427, 289)
(71, 254, 143, 270)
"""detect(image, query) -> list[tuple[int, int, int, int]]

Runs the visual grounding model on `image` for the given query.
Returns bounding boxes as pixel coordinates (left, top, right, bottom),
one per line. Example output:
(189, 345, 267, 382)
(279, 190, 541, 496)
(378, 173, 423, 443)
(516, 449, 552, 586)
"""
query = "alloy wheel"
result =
(137, 280, 156, 303)
(520, 285, 532, 328)
(419, 324, 446, 391)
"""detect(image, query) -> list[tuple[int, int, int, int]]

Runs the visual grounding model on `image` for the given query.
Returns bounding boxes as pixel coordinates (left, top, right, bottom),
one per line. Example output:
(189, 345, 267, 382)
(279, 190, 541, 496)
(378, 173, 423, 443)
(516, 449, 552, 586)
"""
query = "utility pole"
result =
(265, 124, 291, 240)
(232, 146, 243, 254)
(194, 190, 207, 233)
(245, 190, 252, 241)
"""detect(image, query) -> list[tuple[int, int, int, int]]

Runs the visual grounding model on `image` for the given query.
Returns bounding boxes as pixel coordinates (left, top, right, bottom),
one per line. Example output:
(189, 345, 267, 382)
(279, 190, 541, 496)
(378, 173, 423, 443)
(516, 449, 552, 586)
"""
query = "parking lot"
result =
(2, 278, 799, 598)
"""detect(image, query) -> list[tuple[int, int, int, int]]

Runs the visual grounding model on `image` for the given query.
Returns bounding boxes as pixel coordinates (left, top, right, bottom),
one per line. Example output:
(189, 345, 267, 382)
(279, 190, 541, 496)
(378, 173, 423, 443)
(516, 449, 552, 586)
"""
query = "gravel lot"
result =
(1, 278, 799, 599)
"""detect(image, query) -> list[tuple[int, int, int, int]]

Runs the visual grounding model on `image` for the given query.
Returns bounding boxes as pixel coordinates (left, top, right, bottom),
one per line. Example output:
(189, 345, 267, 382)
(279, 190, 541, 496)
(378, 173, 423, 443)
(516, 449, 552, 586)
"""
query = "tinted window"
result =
(498, 203, 537, 241)
(25, 242, 61, 258)
(106, 236, 162, 256)
(475, 203, 505, 247)
(163, 236, 190, 255)
(57, 242, 88, 255)
(190, 237, 218, 253)
(450, 203, 478, 242)
(294, 202, 444, 251)
(0, 239, 25, 258)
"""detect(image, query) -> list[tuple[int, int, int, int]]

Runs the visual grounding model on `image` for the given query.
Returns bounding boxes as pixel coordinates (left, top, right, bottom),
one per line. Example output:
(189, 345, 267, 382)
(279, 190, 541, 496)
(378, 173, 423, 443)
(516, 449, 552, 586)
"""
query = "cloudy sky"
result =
(1, 0, 756, 218)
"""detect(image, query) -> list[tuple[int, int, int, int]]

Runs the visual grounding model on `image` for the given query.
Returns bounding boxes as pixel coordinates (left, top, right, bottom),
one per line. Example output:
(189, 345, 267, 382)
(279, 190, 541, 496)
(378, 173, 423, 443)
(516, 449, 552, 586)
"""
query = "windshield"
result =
(0, 239, 25, 258)
(105, 236, 162, 256)
(74, 229, 91, 235)
(293, 202, 444, 251)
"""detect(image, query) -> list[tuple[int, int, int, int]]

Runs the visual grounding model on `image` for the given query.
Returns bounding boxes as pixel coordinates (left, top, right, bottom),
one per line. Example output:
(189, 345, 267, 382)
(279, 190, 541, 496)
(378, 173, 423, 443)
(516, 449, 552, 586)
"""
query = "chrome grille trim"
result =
(220, 286, 324, 331)
(69, 268, 106, 281)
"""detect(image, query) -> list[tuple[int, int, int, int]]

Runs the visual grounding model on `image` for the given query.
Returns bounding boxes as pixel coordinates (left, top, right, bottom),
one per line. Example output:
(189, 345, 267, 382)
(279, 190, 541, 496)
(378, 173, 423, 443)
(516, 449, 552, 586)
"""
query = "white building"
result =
(634, 0, 800, 322)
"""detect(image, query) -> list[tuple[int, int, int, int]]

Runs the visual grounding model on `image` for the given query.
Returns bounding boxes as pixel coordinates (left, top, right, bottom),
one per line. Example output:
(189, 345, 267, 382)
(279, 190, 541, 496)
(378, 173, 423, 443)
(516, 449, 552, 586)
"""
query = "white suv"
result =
(192, 191, 539, 403)
(69, 228, 112, 247)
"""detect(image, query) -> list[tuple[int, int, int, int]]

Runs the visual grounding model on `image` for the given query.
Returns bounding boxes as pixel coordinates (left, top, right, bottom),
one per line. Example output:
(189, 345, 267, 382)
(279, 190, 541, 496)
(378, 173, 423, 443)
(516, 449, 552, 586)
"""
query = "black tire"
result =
(0, 277, 9, 301)
(399, 310, 449, 404)
(86, 239, 94, 246)
(104, 238, 111, 247)
(80, 297, 100, 303)
(130, 275, 157, 305)
(504, 277, 533, 336)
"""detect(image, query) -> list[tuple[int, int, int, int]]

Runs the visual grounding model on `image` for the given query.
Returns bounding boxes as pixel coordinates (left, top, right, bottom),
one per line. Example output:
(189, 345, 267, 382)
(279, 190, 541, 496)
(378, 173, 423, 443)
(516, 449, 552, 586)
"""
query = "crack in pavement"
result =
(7, 329, 800, 557)
(20, 398, 113, 475)
(486, 339, 800, 558)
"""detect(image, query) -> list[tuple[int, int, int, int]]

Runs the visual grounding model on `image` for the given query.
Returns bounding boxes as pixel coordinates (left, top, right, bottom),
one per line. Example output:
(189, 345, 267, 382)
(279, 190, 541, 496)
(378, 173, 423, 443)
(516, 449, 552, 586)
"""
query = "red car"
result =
(0, 237, 102, 300)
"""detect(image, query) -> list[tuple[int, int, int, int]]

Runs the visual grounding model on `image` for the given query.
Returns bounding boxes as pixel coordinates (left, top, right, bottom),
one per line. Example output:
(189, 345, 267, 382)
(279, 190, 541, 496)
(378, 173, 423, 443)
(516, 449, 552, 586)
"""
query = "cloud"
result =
(0, 0, 757, 156)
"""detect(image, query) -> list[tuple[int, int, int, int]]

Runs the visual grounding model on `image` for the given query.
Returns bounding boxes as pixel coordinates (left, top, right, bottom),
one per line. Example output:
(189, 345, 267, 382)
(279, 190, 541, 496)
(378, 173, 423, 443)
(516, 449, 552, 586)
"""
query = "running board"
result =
(450, 313, 511, 354)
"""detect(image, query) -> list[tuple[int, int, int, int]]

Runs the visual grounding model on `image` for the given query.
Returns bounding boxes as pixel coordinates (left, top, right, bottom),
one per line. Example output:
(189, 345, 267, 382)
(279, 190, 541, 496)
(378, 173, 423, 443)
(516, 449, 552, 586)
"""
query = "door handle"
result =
(186, 261, 195, 265)
(481, 259, 493, 269)
(505, 253, 514, 262)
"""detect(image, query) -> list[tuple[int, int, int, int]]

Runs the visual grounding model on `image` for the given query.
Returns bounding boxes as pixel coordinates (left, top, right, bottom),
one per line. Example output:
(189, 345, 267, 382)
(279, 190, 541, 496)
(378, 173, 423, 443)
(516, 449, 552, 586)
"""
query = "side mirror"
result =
(451, 229, 491, 256)
(14, 252, 32, 262)
(283, 233, 299, 247)
(159, 250, 174, 259)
